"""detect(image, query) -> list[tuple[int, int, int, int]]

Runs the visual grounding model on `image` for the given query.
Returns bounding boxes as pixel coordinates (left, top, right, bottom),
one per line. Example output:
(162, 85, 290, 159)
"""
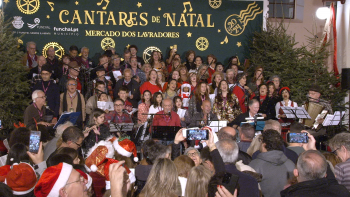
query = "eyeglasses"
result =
(187, 152, 199, 157)
(65, 176, 85, 186)
(114, 104, 124, 107)
(332, 148, 340, 155)
(72, 141, 82, 147)
(68, 84, 77, 86)
(38, 96, 47, 99)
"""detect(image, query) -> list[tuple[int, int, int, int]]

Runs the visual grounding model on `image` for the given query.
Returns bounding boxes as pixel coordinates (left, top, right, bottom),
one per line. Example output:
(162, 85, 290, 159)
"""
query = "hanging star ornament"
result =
(126, 44, 130, 49)
(46, 15, 50, 19)
(218, 29, 221, 33)
(75, 1, 79, 5)
(237, 42, 242, 47)
(187, 32, 192, 37)
(137, 2, 142, 8)
(158, 7, 161, 11)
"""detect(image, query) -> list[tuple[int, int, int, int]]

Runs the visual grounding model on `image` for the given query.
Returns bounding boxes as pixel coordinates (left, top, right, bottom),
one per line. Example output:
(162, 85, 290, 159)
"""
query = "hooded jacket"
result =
(249, 150, 294, 197)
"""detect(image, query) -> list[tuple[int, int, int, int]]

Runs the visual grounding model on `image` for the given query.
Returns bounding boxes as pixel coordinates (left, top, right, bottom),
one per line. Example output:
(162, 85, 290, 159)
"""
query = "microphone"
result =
(94, 88, 106, 94)
(45, 104, 55, 113)
(168, 111, 171, 117)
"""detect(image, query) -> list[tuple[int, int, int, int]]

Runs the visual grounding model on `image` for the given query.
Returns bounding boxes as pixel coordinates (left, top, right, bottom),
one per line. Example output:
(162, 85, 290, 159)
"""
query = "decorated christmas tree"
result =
(250, 20, 346, 108)
(0, 12, 30, 133)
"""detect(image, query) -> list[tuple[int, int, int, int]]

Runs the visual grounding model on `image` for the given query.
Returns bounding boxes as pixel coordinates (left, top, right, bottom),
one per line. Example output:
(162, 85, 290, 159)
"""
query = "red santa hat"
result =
(85, 143, 136, 190)
(113, 138, 139, 162)
(5, 163, 37, 195)
(34, 162, 73, 197)
(76, 169, 92, 189)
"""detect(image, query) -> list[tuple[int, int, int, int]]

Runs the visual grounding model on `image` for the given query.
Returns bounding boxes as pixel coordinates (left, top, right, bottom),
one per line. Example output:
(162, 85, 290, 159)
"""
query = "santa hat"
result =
(85, 145, 136, 190)
(181, 83, 191, 92)
(5, 163, 37, 195)
(113, 138, 139, 162)
(34, 162, 73, 197)
(76, 169, 92, 189)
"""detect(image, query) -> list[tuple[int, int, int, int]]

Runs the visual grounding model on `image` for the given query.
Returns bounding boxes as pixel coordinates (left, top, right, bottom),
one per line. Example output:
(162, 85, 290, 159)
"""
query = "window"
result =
(269, 0, 295, 19)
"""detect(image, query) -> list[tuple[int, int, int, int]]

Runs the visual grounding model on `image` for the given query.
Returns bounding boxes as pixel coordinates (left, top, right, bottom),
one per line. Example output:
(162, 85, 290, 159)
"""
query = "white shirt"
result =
(178, 176, 187, 196)
(275, 100, 298, 119)
(148, 105, 163, 119)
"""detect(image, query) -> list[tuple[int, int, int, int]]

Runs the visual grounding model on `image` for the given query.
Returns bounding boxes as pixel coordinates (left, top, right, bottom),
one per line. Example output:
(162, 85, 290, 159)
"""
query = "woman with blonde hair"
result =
(139, 158, 178, 197)
(185, 165, 212, 197)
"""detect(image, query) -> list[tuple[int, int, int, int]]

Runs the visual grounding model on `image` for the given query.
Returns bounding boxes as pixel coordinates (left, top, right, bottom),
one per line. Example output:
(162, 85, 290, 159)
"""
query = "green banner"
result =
(4, 0, 263, 64)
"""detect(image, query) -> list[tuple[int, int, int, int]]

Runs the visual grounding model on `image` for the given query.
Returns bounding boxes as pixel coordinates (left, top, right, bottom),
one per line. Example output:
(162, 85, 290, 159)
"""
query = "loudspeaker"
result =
(341, 68, 350, 90)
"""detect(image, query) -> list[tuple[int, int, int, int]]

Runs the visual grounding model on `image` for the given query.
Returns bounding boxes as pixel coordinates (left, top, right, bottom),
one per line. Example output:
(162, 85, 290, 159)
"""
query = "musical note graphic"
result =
(183, 2, 193, 13)
(47, 1, 54, 11)
(97, 0, 110, 10)
(220, 36, 228, 44)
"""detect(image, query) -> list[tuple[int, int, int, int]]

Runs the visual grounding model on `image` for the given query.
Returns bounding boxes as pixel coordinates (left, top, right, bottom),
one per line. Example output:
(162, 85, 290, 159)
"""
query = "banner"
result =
(4, 0, 263, 65)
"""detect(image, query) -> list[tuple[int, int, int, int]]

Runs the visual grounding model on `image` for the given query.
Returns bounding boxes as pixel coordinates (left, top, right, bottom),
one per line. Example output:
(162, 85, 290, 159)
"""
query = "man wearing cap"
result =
(304, 84, 333, 137)
(33, 65, 60, 123)
(34, 162, 88, 197)
(92, 66, 113, 96)
(59, 61, 82, 93)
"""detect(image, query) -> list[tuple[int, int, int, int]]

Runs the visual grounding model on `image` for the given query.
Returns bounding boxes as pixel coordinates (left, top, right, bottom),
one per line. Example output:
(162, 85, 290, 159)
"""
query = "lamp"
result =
(316, 6, 330, 19)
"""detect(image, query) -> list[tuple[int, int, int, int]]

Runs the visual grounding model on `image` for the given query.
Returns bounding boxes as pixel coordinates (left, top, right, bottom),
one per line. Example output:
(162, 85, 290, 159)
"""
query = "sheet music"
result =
(97, 101, 114, 111)
(177, 108, 186, 118)
(323, 111, 345, 126)
(182, 98, 190, 107)
(209, 94, 216, 103)
(281, 107, 311, 119)
(113, 70, 122, 80)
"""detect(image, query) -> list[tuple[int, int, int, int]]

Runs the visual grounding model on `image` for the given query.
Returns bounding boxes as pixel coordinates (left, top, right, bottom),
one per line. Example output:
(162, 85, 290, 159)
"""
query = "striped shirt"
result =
(335, 159, 350, 191)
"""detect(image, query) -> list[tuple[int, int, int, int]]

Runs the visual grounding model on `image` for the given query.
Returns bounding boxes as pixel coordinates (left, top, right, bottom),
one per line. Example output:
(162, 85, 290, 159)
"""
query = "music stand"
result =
(209, 120, 228, 132)
(323, 111, 345, 126)
(281, 107, 311, 120)
(152, 126, 182, 141)
(109, 123, 134, 133)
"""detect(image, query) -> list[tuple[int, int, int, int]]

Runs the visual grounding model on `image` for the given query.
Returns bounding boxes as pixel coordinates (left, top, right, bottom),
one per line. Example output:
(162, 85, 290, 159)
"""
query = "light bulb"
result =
(316, 7, 330, 20)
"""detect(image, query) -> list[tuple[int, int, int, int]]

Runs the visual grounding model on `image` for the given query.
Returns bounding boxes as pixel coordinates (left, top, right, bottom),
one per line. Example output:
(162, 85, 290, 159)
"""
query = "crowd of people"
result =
(0, 41, 349, 197)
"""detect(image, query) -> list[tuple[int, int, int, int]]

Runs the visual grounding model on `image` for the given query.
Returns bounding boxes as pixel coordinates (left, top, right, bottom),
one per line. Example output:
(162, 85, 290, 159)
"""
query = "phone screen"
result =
(187, 129, 208, 140)
(0, 120, 2, 129)
(287, 133, 308, 143)
(29, 131, 41, 153)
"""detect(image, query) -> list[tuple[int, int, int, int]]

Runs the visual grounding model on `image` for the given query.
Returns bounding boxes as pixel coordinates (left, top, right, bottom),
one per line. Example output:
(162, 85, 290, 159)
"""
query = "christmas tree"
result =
(0, 12, 30, 133)
(250, 20, 346, 108)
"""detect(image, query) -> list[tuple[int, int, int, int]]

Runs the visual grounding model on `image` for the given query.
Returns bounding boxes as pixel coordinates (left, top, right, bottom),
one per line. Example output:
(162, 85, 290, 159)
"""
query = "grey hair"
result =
(81, 46, 89, 52)
(264, 119, 282, 134)
(26, 41, 36, 48)
(55, 121, 74, 138)
(184, 147, 199, 156)
(248, 99, 259, 106)
(216, 139, 239, 164)
(297, 150, 327, 181)
(226, 69, 234, 74)
(271, 75, 281, 82)
(329, 132, 350, 151)
(32, 90, 44, 103)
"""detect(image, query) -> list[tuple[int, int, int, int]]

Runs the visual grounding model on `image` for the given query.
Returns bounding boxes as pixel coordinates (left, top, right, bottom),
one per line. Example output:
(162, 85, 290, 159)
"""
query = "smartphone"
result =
(185, 129, 209, 140)
(29, 131, 41, 153)
(222, 172, 239, 194)
(287, 133, 308, 143)
(0, 120, 2, 129)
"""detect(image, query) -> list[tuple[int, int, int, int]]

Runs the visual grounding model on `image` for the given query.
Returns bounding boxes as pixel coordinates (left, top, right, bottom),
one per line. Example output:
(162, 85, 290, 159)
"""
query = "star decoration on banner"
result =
(75, 1, 79, 5)
(126, 44, 130, 49)
(187, 32, 192, 37)
(46, 15, 50, 19)
(218, 29, 221, 33)
(158, 7, 161, 11)
(3, 0, 9, 3)
(237, 42, 242, 47)
(137, 2, 142, 8)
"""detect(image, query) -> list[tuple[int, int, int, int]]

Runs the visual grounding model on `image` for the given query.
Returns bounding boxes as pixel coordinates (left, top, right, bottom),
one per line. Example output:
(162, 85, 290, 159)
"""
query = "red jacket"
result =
(232, 85, 255, 113)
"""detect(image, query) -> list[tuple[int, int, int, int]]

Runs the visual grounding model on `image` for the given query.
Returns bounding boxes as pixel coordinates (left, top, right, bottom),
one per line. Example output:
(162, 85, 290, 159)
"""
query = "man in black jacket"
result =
(113, 68, 140, 108)
(280, 150, 350, 197)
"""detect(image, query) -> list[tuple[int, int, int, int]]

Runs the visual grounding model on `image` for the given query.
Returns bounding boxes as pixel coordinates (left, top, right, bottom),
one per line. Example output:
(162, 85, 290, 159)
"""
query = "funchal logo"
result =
(27, 18, 40, 29)
(12, 16, 24, 29)
(16, 0, 40, 15)
(225, 2, 262, 36)
(42, 42, 65, 60)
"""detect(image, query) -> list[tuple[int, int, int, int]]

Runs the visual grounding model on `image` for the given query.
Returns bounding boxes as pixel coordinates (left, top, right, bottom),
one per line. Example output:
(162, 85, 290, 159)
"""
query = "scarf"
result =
(27, 52, 37, 69)
(63, 90, 83, 127)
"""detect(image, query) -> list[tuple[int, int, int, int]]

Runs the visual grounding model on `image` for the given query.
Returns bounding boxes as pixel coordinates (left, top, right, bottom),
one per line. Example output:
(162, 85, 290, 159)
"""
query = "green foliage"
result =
(250, 20, 346, 108)
(0, 12, 30, 132)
